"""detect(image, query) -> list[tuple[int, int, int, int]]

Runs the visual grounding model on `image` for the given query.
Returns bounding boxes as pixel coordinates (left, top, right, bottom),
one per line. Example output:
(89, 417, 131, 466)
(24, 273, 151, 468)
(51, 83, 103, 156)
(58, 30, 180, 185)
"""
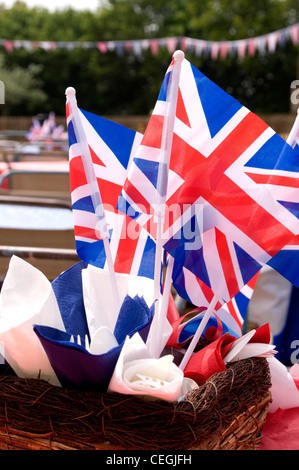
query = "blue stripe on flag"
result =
(67, 120, 77, 147)
(191, 63, 243, 139)
(233, 290, 251, 322)
(157, 72, 171, 102)
(171, 262, 192, 304)
(277, 200, 299, 219)
(76, 239, 106, 269)
(234, 242, 263, 286)
(75, 235, 156, 280)
(133, 159, 168, 198)
(137, 236, 156, 279)
(72, 195, 94, 213)
(164, 215, 211, 291)
(134, 158, 160, 189)
(268, 249, 299, 288)
(245, 134, 299, 172)
(80, 108, 136, 170)
(117, 193, 143, 221)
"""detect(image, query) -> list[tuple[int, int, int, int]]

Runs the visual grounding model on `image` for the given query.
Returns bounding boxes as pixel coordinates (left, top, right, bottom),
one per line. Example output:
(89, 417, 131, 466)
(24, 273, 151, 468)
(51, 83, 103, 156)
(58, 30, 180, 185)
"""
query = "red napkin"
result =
(166, 307, 207, 348)
(260, 407, 299, 450)
(184, 334, 236, 385)
(184, 324, 271, 386)
(248, 323, 271, 344)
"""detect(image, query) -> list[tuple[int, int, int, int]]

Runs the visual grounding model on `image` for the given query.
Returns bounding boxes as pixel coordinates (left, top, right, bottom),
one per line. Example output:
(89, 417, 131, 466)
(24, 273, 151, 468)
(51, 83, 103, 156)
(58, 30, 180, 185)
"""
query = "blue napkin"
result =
(51, 261, 89, 338)
(34, 325, 121, 390)
(34, 294, 155, 390)
(114, 294, 155, 344)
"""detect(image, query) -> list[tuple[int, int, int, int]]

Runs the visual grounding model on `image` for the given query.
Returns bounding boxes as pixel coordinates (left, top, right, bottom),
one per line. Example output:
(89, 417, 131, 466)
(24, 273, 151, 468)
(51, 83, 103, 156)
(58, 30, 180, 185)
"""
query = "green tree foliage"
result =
(0, 0, 297, 116)
(0, 54, 46, 114)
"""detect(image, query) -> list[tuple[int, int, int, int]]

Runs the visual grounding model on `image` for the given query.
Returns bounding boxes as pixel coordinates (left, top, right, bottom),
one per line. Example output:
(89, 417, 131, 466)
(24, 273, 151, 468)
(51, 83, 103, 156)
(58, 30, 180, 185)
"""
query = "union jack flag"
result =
(267, 112, 299, 287)
(171, 256, 259, 337)
(119, 57, 299, 302)
(66, 102, 156, 279)
(26, 117, 41, 142)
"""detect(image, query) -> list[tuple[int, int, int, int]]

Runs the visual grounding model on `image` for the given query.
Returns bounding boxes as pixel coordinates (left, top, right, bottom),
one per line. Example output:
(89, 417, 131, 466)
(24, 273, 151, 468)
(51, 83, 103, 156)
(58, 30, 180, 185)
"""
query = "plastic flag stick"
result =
(179, 292, 220, 371)
(287, 107, 299, 147)
(149, 50, 185, 358)
(65, 87, 121, 315)
(156, 254, 175, 357)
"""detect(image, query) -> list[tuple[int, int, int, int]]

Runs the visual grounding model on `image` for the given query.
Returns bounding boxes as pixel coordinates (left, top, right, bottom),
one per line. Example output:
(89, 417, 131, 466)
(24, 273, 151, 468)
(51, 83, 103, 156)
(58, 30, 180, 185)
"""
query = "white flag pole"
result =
(179, 292, 220, 371)
(65, 87, 121, 314)
(287, 107, 299, 146)
(149, 50, 185, 358)
(155, 253, 175, 356)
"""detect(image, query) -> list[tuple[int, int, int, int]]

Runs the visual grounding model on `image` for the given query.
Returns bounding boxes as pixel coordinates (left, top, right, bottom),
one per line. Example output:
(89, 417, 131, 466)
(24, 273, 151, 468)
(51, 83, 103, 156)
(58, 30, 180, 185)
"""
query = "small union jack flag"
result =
(119, 57, 299, 302)
(66, 101, 156, 279)
(171, 255, 259, 337)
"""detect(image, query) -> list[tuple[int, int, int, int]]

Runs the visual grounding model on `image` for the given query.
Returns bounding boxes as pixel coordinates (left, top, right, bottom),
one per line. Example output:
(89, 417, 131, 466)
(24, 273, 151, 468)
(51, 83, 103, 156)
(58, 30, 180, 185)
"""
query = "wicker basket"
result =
(0, 357, 272, 450)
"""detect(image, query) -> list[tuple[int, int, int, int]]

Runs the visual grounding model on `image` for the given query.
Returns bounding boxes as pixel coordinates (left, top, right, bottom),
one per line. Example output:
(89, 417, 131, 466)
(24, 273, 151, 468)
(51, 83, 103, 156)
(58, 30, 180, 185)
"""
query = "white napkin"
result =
(223, 329, 276, 364)
(82, 265, 156, 337)
(89, 325, 119, 354)
(267, 357, 299, 413)
(108, 332, 198, 402)
(0, 256, 65, 385)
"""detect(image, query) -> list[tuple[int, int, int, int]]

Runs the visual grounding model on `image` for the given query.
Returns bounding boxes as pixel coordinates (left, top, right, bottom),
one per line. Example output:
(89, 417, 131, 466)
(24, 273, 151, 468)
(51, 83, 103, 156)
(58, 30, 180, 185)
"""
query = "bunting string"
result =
(0, 23, 298, 59)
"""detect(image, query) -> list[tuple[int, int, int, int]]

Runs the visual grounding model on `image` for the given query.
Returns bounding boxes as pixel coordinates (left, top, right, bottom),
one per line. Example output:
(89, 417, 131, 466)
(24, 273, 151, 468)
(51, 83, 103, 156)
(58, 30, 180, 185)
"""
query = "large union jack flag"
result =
(66, 102, 156, 280)
(118, 57, 299, 302)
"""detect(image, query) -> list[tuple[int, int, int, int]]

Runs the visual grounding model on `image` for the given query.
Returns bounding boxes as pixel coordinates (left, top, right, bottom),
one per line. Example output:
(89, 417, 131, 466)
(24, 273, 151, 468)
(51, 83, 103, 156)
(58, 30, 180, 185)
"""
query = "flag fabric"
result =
(26, 117, 41, 142)
(27, 112, 65, 144)
(118, 57, 299, 302)
(217, 272, 259, 335)
(267, 235, 299, 287)
(66, 103, 156, 280)
(293, 134, 299, 154)
(289, 116, 299, 154)
(171, 255, 259, 337)
(267, 115, 299, 287)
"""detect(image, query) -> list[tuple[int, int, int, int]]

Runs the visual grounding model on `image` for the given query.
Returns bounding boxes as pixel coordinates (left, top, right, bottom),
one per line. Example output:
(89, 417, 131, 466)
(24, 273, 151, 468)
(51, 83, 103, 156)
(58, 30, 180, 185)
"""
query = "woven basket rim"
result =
(0, 357, 272, 450)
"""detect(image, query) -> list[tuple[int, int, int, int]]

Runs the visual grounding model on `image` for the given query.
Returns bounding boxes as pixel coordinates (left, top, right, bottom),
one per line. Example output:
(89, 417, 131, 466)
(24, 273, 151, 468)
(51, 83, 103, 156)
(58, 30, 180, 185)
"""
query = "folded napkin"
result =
(184, 334, 236, 385)
(51, 261, 89, 338)
(0, 256, 65, 384)
(114, 295, 154, 344)
(184, 324, 273, 386)
(108, 332, 198, 402)
(82, 265, 155, 337)
(34, 294, 155, 390)
(267, 359, 299, 413)
(34, 325, 122, 390)
(52, 261, 154, 348)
